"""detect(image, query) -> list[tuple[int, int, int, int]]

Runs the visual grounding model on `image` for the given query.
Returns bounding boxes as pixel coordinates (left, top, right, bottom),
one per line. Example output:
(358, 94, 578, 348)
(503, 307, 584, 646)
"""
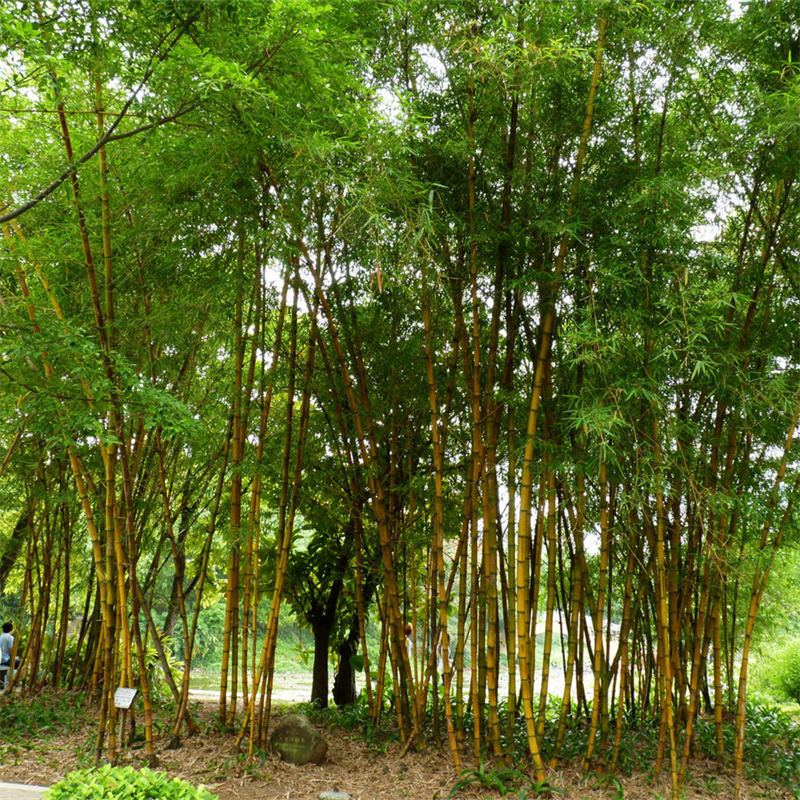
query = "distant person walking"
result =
(404, 622, 414, 661)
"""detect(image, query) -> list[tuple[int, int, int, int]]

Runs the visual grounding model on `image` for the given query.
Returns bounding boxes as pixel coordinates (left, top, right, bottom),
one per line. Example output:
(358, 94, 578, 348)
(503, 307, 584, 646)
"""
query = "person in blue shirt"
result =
(0, 621, 20, 677)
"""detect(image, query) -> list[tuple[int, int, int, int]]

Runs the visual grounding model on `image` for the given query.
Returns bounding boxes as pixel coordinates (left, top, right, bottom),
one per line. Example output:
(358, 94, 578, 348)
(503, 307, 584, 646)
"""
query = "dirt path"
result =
(189, 672, 314, 706)
(187, 666, 589, 707)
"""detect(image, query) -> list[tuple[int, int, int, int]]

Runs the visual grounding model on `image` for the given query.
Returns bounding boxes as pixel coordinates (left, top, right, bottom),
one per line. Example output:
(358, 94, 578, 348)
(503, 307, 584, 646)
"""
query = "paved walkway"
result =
(0, 783, 47, 800)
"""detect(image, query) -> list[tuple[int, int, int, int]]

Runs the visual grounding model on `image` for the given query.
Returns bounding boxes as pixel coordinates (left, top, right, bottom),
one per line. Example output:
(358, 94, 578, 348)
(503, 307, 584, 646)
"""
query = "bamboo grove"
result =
(0, 1, 798, 798)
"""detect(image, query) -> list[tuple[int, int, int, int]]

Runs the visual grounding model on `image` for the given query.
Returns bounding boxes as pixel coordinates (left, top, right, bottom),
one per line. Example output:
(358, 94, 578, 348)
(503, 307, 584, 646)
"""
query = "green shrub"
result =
(752, 637, 800, 705)
(43, 765, 218, 800)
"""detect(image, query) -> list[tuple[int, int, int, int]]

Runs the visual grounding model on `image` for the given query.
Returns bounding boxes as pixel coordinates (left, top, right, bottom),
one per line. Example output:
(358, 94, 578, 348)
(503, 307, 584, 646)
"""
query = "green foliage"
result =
(751, 637, 800, 705)
(141, 635, 184, 704)
(294, 696, 368, 732)
(349, 654, 365, 672)
(43, 766, 217, 800)
(188, 601, 229, 668)
(584, 774, 625, 800)
(741, 701, 800, 793)
(188, 599, 315, 682)
(449, 763, 566, 798)
(0, 692, 88, 750)
(294, 692, 397, 753)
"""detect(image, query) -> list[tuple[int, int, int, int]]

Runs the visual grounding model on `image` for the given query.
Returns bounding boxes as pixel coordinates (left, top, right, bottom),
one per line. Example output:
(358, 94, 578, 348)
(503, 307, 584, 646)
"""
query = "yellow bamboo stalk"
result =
(609, 514, 642, 775)
(455, 475, 470, 739)
(422, 268, 461, 771)
(505, 405, 518, 745)
(220, 252, 246, 727)
(652, 418, 679, 799)
(536, 460, 557, 736)
(252, 282, 300, 744)
(5, 225, 116, 703)
(584, 458, 609, 768)
(516, 12, 607, 777)
(470, 461, 482, 760)
(733, 394, 800, 798)
(353, 514, 375, 713)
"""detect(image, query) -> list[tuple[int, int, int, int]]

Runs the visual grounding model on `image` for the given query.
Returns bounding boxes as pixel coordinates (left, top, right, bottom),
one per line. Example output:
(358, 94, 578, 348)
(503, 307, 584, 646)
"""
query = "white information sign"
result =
(114, 687, 138, 709)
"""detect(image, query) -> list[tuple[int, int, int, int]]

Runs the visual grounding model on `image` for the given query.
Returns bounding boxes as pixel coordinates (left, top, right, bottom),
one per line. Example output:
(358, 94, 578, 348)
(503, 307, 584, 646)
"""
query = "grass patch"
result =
(0, 691, 92, 766)
(0, 691, 90, 744)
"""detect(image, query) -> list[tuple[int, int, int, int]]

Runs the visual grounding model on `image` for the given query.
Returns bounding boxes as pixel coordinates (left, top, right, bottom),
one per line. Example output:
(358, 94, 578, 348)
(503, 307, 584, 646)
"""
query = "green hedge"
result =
(43, 765, 218, 800)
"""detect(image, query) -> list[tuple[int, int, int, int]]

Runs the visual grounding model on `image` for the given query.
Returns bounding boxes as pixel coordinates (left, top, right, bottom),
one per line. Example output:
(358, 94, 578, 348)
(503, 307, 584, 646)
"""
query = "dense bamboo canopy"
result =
(0, 1, 798, 798)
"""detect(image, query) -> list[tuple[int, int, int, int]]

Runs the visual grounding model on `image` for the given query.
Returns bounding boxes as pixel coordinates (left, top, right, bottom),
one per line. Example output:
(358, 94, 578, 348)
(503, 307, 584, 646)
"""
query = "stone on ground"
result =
(269, 714, 328, 766)
(319, 790, 351, 800)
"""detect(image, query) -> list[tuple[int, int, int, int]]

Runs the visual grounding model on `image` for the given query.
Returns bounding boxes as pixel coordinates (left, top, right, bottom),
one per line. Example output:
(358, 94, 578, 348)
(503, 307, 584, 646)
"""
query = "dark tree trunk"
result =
(332, 630, 358, 706)
(308, 576, 344, 708)
(333, 574, 377, 706)
(162, 560, 184, 640)
(311, 616, 334, 708)
(78, 588, 103, 690)
(162, 501, 192, 641)
(0, 509, 30, 594)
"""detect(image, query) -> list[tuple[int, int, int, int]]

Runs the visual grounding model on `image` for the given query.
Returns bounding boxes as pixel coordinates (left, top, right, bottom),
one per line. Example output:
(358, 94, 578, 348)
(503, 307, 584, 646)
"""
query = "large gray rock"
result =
(270, 714, 328, 765)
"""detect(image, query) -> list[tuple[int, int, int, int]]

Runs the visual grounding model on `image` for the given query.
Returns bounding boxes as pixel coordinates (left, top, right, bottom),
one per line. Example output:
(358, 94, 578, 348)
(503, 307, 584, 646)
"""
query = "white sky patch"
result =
(579, 529, 602, 558)
(376, 86, 402, 124)
(262, 259, 285, 292)
(773, 356, 791, 373)
(692, 188, 738, 243)
(0, 52, 41, 103)
(419, 45, 448, 83)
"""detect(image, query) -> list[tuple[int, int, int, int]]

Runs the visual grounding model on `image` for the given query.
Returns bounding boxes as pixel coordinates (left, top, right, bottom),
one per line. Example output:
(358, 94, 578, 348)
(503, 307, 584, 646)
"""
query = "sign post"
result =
(114, 687, 138, 710)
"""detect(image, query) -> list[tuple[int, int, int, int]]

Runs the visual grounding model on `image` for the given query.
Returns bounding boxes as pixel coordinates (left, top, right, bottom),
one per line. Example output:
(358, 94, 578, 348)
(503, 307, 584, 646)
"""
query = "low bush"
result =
(43, 765, 218, 800)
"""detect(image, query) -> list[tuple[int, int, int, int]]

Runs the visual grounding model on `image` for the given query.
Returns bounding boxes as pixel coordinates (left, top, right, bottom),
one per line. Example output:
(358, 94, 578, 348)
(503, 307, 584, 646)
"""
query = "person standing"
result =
(0, 621, 19, 674)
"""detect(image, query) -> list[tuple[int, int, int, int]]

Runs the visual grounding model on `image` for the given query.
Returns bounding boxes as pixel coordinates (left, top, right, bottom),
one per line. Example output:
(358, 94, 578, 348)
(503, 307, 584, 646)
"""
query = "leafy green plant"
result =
(294, 692, 397, 753)
(43, 765, 218, 800)
(216, 750, 267, 779)
(740, 699, 800, 793)
(449, 764, 518, 798)
(448, 763, 565, 798)
(588, 774, 625, 800)
(516, 782, 568, 799)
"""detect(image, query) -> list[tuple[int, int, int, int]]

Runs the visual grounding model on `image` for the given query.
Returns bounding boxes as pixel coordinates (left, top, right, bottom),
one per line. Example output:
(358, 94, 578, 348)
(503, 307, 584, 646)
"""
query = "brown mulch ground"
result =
(0, 692, 793, 800)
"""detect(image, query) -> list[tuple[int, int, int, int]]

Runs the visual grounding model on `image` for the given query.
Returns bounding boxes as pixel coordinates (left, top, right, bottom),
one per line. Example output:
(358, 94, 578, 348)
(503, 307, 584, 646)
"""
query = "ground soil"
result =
(0, 692, 794, 800)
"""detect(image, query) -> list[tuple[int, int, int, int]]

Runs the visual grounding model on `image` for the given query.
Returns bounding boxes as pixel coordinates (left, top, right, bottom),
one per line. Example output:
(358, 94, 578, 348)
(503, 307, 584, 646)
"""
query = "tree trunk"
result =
(310, 573, 345, 709)
(332, 629, 358, 707)
(311, 616, 334, 708)
(333, 564, 378, 708)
